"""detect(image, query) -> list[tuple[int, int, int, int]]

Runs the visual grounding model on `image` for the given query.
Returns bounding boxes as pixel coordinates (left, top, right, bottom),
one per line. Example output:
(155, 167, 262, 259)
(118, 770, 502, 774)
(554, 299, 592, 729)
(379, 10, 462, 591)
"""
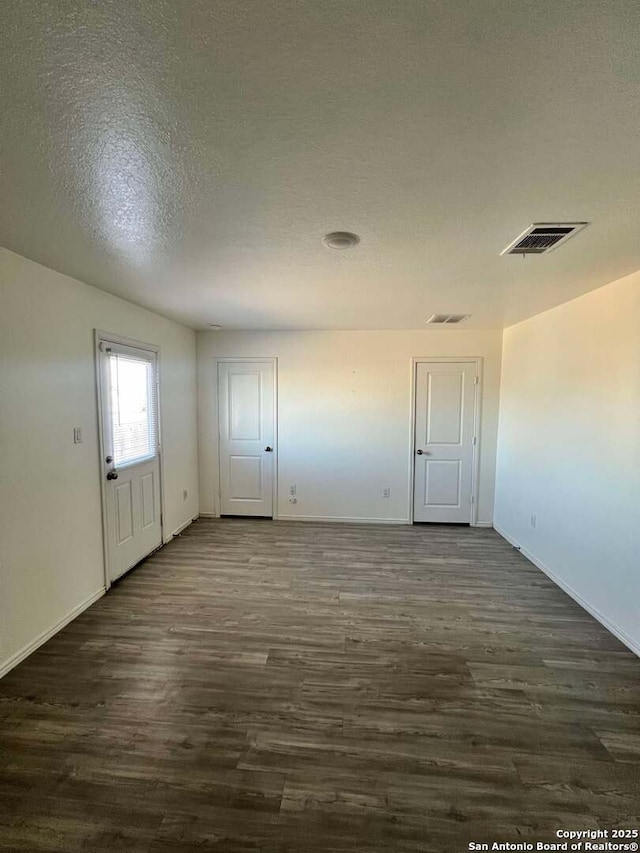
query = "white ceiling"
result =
(1, 1, 639, 330)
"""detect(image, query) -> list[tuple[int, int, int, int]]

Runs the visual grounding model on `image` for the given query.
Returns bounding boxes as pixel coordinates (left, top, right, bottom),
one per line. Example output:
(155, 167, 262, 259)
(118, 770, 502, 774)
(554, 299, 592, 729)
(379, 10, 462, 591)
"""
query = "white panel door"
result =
(218, 361, 275, 517)
(98, 339, 162, 582)
(413, 361, 477, 523)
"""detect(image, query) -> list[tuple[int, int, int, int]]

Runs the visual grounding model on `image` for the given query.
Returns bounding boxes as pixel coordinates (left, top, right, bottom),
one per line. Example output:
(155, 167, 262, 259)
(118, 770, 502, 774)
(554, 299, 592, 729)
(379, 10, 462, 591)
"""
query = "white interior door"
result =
(413, 361, 477, 523)
(218, 361, 275, 517)
(98, 338, 162, 582)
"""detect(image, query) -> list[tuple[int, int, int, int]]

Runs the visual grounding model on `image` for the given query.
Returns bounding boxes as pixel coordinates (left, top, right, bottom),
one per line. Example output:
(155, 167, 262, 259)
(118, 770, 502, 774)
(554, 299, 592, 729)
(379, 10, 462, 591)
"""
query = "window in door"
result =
(107, 351, 157, 466)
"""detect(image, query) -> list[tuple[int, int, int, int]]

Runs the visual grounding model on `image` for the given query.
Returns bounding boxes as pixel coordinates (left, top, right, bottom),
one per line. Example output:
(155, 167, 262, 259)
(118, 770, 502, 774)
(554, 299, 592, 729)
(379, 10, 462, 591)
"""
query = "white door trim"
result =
(94, 330, 165, 590)
(408, 356, 483, 526)
(213, 357, 278, 520)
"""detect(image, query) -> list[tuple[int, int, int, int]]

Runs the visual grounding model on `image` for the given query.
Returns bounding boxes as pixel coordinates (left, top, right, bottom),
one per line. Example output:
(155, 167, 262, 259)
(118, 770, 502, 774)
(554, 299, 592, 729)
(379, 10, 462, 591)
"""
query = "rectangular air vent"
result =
(501, 222, 589, 256)
(427, 314, 470, 324)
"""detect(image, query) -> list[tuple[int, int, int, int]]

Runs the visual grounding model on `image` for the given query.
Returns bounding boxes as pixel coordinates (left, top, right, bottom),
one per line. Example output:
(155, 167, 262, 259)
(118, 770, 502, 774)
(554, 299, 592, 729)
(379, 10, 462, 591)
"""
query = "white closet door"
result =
(413, 361, 477, 523)
(218, 361, 275, 517)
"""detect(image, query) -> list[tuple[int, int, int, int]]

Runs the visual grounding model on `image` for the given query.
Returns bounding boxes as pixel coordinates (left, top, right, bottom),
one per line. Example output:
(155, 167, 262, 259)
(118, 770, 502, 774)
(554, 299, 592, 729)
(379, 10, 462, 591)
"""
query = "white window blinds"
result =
(107, 350, 158, 466)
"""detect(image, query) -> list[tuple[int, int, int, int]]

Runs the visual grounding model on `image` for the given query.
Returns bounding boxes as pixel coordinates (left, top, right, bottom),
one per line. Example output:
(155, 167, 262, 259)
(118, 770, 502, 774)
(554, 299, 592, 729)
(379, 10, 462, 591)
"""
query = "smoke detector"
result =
(322, 231, 360, 250)
(501, 222, 589, 256)
(427, 314, 470, 325)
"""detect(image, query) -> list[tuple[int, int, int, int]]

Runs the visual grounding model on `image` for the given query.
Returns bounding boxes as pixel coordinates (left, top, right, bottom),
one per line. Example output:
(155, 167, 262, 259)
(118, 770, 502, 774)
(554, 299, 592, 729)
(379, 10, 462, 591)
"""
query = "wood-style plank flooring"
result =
(1, 519, 639, 852)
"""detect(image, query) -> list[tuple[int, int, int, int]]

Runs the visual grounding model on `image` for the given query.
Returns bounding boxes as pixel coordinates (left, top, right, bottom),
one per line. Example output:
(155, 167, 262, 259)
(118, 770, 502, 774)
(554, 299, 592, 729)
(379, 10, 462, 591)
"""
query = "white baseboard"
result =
(494, 524, 640, 659)
(198, 512, 219, 519)
(277, 514, 411, 525)
(163, 515, 198, 544)
(474, 521, 494, 528)
(0, 588, 106, 679)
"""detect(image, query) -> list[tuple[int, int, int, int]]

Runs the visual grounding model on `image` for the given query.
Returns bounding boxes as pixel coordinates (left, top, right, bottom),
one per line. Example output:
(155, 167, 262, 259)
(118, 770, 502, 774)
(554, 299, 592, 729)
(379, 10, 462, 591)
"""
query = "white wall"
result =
(0, 249, 199, 675)
(495, 272, 640, 655)
(197, 330, 502, 525)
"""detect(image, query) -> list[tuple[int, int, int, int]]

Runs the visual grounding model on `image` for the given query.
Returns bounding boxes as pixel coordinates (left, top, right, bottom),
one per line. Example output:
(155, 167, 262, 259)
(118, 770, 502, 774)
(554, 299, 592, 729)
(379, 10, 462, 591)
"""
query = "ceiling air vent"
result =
(501, 222, 589, 256)
(427, 314, 470, 325)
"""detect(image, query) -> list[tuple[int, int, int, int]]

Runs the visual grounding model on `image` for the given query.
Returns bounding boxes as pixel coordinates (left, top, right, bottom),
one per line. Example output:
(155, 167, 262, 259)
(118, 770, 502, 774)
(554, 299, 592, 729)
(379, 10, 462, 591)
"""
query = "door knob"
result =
(105, 455, 113, 464)
(416, 449, 431, 455)
(265, 446, 273, 452)
(416, 449, 424, 455)
(106, 470, 119, 480)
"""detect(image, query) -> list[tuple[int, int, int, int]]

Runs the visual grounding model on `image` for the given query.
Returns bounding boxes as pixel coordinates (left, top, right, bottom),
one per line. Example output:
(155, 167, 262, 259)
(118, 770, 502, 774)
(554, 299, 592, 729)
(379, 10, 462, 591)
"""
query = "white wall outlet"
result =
(288, 496, 298, 504)
(73, 427, 83, 444)
(289, 485, 297, 496)
(530, 514, 537, 528)
(382, 487, 391, 499)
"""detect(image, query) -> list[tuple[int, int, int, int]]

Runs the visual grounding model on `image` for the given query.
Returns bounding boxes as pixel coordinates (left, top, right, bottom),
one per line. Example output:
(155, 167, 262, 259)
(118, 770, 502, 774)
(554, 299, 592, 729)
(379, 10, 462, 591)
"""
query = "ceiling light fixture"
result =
(208, 324, 222, 330)
(322, 231, 360, 250)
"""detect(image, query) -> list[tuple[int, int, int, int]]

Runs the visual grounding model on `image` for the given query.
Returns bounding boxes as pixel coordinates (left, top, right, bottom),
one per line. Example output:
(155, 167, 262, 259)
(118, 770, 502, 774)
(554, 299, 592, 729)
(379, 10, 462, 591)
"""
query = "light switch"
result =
(73, 427, 83, 444)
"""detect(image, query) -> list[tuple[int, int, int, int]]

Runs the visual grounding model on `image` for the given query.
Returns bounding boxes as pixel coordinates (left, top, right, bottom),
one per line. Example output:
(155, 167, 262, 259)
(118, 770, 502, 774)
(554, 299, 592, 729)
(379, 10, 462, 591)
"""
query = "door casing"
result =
(213, 357, 278, 519)
(408, 357, 483, 526)
(94, 330, 165, 590)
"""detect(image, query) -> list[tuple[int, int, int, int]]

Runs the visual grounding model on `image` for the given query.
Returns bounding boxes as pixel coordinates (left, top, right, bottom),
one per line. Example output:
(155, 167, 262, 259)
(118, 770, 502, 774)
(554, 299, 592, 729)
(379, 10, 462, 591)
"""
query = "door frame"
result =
(214, 357, 279, 520)
(94, 330, 165, 590)
(408, 356, 483, 526)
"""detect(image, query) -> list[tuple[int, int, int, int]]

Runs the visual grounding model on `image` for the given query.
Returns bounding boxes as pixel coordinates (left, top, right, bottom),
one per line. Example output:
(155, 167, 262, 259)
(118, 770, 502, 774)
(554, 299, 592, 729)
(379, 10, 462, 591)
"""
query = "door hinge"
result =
(472, 436, 477, 445)
(470, 495, 475, 504)
(474, 375, 479, 385)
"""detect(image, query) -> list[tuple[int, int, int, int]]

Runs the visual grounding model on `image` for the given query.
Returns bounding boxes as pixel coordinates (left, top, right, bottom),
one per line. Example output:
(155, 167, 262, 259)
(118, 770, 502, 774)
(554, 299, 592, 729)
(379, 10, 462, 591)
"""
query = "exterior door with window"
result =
(98, 338, 162, 582)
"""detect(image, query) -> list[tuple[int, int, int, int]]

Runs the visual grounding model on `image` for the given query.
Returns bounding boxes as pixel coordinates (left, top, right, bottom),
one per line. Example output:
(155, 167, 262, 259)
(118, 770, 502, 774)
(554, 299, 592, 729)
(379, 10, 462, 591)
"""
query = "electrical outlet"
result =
(289, 485, 297, 497)
(183, 490, 188, 501)
(288, 497, 297, 504)
(73, 426, 83, 444)
(530, 514, 537, 528)
(382, 487, 391, 499)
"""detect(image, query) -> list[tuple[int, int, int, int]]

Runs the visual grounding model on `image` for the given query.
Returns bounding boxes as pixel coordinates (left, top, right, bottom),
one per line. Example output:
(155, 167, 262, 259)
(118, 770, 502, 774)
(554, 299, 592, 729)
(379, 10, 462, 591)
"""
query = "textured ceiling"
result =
(1, 0, 639, 330)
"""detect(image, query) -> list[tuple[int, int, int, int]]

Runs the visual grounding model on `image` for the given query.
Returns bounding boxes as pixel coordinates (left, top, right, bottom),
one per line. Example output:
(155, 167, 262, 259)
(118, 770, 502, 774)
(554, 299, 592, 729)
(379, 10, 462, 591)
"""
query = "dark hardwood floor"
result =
(1, 519, 639, 852)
